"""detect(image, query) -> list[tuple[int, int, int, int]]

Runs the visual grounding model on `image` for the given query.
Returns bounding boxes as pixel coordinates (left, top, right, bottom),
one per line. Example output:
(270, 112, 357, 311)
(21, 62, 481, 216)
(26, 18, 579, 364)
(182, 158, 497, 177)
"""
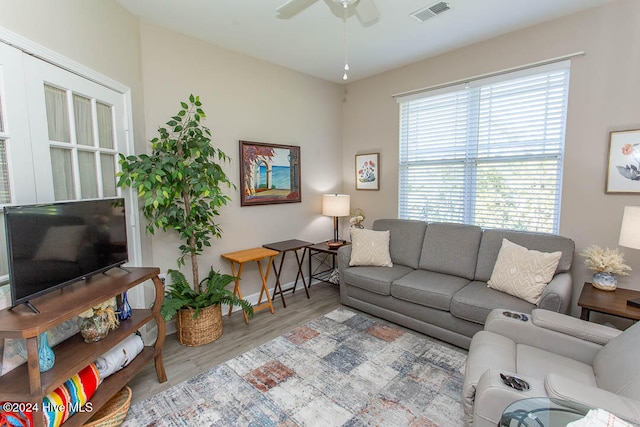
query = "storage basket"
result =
(177, 303, 223, 346)
(84, 386, 131, 427)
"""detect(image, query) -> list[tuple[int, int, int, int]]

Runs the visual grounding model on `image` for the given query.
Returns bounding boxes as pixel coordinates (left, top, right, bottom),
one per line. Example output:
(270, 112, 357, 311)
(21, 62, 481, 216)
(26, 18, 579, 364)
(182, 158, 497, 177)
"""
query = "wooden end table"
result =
(262, 239, 312, 308)
(577, 282, 640, 321)
(221, 247, 279, 324)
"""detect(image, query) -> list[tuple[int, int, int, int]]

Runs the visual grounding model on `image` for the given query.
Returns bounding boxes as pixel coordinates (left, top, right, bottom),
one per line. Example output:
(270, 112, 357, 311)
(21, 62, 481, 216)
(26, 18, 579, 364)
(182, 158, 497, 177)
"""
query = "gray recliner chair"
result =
(462, 308, 640, 426)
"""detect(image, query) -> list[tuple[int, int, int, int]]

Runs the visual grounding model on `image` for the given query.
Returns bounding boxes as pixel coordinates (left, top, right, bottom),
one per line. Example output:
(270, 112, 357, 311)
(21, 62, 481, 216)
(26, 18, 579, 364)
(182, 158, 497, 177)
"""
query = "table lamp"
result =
(618, 205, 640, 308)
(322, 194, 350, 249)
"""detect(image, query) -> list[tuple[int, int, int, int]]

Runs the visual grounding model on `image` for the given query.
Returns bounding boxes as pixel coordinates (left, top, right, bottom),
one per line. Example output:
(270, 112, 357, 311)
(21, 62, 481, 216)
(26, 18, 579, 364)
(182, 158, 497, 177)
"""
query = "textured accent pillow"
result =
(33, 225, 87, 262)
(349, 228, 393, 267)
(487, 238, 562, 304)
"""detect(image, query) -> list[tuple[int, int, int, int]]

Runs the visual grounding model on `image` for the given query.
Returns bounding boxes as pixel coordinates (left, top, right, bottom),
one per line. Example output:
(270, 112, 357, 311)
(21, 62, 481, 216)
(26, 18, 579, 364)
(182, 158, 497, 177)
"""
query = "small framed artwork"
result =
(239, 141, 301, 206)
(355, 153, 380, 190)
(606, 129, 640, 194)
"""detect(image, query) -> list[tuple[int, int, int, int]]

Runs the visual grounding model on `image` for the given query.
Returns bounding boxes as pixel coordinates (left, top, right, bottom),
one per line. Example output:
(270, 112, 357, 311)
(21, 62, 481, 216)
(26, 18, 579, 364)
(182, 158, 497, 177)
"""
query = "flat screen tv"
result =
(4, 198, 129, 312)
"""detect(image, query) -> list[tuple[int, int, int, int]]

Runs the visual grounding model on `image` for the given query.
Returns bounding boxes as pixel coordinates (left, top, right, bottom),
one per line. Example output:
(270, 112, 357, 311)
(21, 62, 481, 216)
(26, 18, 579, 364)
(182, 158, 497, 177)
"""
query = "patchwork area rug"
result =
(123, 308, 467, 426)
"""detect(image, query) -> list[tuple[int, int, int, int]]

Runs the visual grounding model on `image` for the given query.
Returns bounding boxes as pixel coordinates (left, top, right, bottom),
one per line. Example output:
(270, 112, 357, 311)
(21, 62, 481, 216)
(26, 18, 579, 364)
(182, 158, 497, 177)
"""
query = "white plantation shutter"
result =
(399, 62, 570, 233)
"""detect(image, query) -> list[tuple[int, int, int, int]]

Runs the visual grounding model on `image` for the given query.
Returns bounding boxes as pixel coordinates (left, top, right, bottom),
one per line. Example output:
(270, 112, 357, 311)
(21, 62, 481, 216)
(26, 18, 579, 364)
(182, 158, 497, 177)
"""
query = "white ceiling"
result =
(116, 0, 615, 84)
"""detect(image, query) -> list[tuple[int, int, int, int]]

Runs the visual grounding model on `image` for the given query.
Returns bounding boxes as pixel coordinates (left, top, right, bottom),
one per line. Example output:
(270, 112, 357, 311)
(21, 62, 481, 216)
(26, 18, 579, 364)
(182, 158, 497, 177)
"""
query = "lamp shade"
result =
(322, 194, 350, 217)
(619, 206, 640, 250)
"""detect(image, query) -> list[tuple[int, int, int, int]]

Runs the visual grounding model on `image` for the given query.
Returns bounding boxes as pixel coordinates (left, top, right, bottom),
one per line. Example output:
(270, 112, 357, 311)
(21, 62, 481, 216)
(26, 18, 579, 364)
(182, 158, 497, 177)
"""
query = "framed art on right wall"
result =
(355, 153, 379, 190)
(606, 129, 640, 194)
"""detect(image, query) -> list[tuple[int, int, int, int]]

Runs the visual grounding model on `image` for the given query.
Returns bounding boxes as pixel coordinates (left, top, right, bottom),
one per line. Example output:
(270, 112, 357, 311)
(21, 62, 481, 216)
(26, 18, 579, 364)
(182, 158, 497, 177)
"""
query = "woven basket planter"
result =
(84, 386, 131, 427)
(177, 304, 223, 346)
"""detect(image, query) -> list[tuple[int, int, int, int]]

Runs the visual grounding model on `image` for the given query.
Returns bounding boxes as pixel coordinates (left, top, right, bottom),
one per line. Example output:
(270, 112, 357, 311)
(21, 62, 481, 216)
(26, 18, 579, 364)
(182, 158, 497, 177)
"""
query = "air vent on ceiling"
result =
(410, 2, 451, 23)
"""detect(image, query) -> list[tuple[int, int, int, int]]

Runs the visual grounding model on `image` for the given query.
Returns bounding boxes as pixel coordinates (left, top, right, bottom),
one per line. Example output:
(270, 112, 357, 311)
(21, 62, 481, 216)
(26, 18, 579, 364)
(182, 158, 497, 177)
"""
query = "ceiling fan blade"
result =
(355, 0, 380, 26)
(276, 0, 320, 19)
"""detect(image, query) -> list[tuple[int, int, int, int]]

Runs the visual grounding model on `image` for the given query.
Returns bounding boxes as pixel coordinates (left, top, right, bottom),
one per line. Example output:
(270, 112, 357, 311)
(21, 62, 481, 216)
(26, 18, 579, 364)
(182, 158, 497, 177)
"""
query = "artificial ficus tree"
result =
(117, 95, 235, 287)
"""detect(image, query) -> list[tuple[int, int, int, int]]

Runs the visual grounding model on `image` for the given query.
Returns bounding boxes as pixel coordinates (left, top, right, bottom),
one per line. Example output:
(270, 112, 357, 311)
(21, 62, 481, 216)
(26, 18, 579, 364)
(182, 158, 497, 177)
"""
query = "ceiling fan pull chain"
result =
(342, 1, 349, 80)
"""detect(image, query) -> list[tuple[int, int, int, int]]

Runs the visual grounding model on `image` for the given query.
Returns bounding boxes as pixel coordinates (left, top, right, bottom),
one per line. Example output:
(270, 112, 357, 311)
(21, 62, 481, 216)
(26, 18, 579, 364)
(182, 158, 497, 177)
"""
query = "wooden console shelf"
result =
(0, 267, 167, 427)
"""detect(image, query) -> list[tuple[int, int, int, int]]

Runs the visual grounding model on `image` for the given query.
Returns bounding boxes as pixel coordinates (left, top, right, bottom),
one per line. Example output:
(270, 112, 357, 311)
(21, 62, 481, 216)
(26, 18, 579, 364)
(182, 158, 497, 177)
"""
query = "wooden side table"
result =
(221, 247, 279, 324)
(262, 239, 312, 308)
(577, 282, 640, 321)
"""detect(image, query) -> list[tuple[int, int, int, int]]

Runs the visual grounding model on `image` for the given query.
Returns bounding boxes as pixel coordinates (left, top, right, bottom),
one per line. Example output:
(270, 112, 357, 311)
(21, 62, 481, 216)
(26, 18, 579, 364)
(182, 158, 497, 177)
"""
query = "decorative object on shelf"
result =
(355, 153, 379, 190)
(78, 298, 119, 343)
(350, 208, 366, 229)
(239, 140, 301, 206)
(118, 291, 132, 321)
(117, 95, 237, 346)
(581, 245, 631, 291)
(161, 269, 253, 346)
(619, 205, 640, 307)
(606, 129, 640, 193)
(322, 194, 350, 249)
(38, 331, 55, 372)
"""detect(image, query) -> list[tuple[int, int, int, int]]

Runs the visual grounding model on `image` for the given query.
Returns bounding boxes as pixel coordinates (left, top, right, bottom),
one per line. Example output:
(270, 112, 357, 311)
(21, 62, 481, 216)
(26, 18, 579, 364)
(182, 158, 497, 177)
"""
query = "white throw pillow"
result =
(487, 238, 562, 304)
(33, 225, 87, 262)
(349, 228, 393, 267)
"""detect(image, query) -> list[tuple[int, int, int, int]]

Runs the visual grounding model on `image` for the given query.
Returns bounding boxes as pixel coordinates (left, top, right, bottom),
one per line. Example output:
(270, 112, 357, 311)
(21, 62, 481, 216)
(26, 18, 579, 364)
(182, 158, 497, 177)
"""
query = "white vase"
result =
(592, 272, 617, 291)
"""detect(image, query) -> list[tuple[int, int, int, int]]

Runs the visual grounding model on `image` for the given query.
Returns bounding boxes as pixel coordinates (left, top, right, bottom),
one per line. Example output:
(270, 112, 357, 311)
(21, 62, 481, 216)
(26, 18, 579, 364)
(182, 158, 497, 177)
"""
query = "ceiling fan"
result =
(276, 0, 380, 27)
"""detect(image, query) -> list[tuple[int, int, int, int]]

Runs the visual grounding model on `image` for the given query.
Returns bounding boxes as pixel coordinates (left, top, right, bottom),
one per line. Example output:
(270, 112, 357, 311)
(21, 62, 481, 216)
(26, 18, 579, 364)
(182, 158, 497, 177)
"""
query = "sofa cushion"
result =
(349, 229, 393, 267)
(391, 269, 471, 311)
(450, 280, 535, 324)
(475, 229, 575, 282)
(373, 219, 427, 269)
(517, 344, 596, 386)
(419, 223, 482, 280)
(487, 239, 562, 304)
(343, 265, 414, 296)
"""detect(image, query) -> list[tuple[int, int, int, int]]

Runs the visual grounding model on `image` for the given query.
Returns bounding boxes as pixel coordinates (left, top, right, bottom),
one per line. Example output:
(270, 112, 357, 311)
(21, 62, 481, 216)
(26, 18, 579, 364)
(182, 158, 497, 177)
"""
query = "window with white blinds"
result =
(398, 62, 570, 233)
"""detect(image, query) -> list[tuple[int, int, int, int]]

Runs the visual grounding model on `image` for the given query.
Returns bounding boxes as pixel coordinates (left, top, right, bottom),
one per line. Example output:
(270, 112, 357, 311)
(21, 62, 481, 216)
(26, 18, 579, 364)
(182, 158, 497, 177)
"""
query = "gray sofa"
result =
(337, 219, 575, 349)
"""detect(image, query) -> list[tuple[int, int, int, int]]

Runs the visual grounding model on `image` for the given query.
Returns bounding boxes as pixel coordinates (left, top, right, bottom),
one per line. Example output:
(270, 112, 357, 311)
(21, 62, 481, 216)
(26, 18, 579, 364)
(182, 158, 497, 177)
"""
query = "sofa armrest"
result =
(337, 245, 352, 282)
(545, 373, 640, 424)
(538, 272, 572, 313)
(484, 309, 606, 364)
(531, 309, 621, 345)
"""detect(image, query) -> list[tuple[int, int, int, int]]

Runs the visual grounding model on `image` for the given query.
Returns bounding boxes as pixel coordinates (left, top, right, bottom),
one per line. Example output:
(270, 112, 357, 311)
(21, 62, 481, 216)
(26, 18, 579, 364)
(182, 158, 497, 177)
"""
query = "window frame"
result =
(397, 61, 571, 234)
(0, 27, 142, 287)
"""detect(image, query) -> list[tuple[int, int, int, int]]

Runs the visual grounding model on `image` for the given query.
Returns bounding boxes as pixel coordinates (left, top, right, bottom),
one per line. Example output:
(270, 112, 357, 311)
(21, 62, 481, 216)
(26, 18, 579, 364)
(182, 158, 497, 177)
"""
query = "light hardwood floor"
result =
(127, 281, 341, 404)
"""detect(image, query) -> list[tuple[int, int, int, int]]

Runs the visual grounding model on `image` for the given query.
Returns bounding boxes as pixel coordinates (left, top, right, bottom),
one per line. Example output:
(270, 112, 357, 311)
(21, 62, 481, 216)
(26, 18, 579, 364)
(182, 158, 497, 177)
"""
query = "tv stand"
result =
(7, 300, 40, 314)
(24, 301, 40, 314)
(0, 267, 167, 427)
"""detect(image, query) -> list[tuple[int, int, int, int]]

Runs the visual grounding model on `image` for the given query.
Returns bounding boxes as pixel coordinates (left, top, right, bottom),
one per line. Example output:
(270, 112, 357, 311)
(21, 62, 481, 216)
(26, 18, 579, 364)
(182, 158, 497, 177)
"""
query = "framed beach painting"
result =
(355, 153, 379, 190)
(606, 129, 640, 194)
(239, 141, 301, 206)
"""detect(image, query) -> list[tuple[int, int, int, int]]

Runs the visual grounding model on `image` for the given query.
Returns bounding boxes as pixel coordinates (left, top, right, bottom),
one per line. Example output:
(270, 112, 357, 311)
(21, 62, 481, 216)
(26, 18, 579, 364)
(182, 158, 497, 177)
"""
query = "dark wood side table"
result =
(262, 239, 312, 307)
(308, 242, 351, 284)
(577, 282, 640, 321)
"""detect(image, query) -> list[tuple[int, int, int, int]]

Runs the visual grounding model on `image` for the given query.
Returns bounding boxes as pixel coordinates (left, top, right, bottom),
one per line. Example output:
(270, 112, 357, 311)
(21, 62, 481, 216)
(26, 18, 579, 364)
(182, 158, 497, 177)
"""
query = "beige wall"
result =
(342, 0, 640, 318)
(138, 22, 344, 296)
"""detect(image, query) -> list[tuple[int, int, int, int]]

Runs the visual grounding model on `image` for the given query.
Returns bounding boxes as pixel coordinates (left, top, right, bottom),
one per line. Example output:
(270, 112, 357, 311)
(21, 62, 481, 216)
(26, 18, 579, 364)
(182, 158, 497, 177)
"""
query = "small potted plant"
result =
(581, 245, 632, 291)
